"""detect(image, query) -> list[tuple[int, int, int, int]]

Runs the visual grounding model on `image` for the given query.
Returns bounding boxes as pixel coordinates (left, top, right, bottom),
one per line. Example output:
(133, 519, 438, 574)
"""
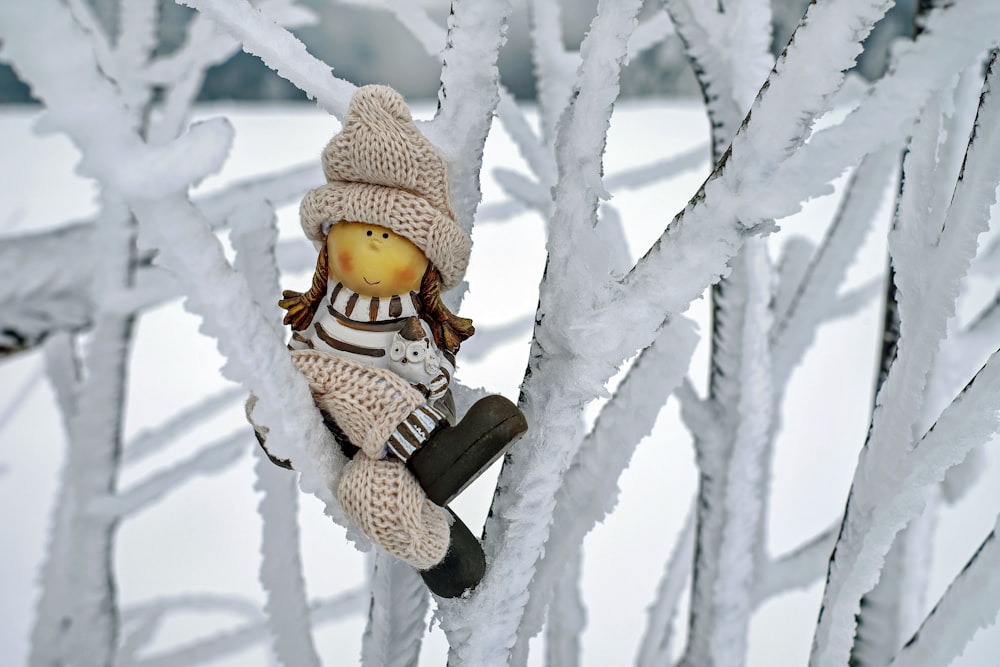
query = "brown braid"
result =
(419, 265, 475, 355)
(279, 242, 329, 331)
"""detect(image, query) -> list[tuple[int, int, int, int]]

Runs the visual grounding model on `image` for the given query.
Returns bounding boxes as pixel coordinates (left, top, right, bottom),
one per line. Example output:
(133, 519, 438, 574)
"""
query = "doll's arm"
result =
(291, 349, 425, 460)
(416, 321, 454, 402)
(420, 352, 453, 402)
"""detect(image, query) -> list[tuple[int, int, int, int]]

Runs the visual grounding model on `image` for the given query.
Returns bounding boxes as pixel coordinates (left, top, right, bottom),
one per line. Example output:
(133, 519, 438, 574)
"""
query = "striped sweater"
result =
(288, 282, 454, 402)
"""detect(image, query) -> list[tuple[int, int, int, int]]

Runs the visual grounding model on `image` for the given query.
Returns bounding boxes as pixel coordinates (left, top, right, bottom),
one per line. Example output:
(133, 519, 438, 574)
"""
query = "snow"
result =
(4, 0, 1000, 661)
(3, 96, 1000, 666)
(361, 554, 429, 667)
(178, 0, 354, 119)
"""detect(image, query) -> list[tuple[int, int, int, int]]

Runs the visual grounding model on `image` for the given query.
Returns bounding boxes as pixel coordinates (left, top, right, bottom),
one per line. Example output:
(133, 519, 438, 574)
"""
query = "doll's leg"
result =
(290, 349, 425, 459)
(338, 454, 450, 569)
(337, 453, 486, 597)
(384, 403, 449, 460)
(407, 395, 527, 507)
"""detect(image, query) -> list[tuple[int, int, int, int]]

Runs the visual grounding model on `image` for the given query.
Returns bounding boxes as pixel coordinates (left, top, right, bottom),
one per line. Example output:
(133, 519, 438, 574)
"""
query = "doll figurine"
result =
(259, 85, 526, 597)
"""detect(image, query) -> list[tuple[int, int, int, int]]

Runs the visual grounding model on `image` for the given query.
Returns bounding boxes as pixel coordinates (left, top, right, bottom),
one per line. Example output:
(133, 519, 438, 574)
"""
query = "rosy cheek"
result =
(336, 250, 354, 273)
(394, 267, 416, 286)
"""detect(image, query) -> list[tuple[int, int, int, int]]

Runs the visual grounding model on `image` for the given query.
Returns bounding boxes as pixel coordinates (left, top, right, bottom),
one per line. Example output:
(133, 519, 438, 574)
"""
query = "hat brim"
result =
(300, 181, 470, 290)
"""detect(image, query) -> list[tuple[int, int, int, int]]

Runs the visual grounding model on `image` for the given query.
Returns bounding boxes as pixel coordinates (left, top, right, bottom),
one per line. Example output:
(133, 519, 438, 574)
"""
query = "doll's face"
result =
(326, 222, 428, 298)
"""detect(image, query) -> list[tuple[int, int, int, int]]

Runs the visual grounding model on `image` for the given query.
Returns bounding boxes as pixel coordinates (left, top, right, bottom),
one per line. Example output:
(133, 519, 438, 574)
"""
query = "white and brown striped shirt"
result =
(288, 282, 455, 401)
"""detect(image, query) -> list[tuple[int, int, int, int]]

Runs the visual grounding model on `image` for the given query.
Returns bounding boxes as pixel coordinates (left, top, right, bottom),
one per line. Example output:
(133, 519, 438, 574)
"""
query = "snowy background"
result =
(4, 0, 1000, 666)
(3, 100, 1000, 665)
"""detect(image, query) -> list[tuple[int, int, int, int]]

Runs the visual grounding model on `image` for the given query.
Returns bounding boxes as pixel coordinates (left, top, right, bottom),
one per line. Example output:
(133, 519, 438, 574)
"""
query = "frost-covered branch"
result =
(682, 239, 774, 667)
(176, 0, 355, 119)
(754, 522, 839, 603)
(889, 513, 1000, 667)
(810, 51, 1000, 667)
(439, 3, 644, 663)
(119, 594, 264, 662)
(130, 589, 368, 667)
(0, 160, 318, 358)
(361, 553, 429, 667)
(636, 508, 695, 667)
(627, 9, 675, 59)
(123, 386, 245, 464)
(771, 2, 1000, 217)
(664, 3, 776, 666)
(527, 0, 578, 147)
(602, 144, 707, 192)
(514, 316, 698, 657)
(812, 341, 1000, 667)
(229, 189, 321, 666)
(543, 552, 585, 667)
(27, 199, 137, 666)
(770, 148, 897, 387)
(424, 0, 512, 234)
(91, 431, 248, 519)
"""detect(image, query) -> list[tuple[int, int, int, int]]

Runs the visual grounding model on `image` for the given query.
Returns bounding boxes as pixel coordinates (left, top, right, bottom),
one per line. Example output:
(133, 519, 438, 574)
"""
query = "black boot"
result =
(407, 395, 527, 507)
(419, 508, 486, 598)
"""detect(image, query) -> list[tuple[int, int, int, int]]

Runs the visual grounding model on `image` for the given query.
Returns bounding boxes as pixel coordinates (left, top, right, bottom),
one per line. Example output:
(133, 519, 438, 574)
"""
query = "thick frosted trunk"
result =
(30, 207, 136, 667)
(682, 240, 774, 667)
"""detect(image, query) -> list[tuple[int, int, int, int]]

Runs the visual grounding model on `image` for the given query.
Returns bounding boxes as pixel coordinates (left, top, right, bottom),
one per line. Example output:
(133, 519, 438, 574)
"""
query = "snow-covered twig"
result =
(543, 552, 585, 667)
(627, 10, 675, 60)
(527, 0, 578, 147)
(0, 365, 43, 432)
(229, 197, 323, 667)
(889, 513, 1000, 667)
(594, 0, 994, 399)
(514, 315, 698, 656)
(129, 589, 368, 667)
(602, 144, 707, 192)
(682, 239, 775, 667)
(851, 508, 939, 666)
(0, 224, 96, 357)
(636, 507, 695, 667)
(493, 168, 549, 212)
(826, 278, 882, 322)
(0, 160, 318, 358)
(119, 593, 265, 662)
(810, 52, 1000, 667)
(27, 197, 137, 665)
(665, 3, 776, 666)
(496, 87, 558, 188)
(361, 553, 429, 667)
(772, 2, 1000, 217)
(176, 0, 355, 119)
(123, 386, 245, 464)
(440, 3, 644, 663)
(92, 431, 247, 519)
(771, 148, 898, 387)
(754, 522, 839, 603)
(813, 341, 1000, 667)
(424, 0, 513, 234)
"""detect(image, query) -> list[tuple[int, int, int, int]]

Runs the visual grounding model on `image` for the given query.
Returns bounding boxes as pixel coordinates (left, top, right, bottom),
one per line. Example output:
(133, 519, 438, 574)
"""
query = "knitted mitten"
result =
(338, 453, 450, 569)
(290, 348, 424, 459)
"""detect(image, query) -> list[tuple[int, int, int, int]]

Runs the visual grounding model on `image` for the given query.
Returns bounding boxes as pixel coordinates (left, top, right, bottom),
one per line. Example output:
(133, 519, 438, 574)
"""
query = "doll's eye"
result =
(366, 230, 373, 236)
(382, 233, 389, 239)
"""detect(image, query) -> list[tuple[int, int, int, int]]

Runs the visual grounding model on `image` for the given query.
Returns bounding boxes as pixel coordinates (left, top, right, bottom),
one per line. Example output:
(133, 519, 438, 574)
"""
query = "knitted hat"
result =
(300, 85, 471, 290)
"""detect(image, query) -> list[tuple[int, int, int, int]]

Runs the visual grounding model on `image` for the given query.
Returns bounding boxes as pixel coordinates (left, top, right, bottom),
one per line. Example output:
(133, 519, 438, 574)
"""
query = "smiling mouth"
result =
(363, 277, 381, 286)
